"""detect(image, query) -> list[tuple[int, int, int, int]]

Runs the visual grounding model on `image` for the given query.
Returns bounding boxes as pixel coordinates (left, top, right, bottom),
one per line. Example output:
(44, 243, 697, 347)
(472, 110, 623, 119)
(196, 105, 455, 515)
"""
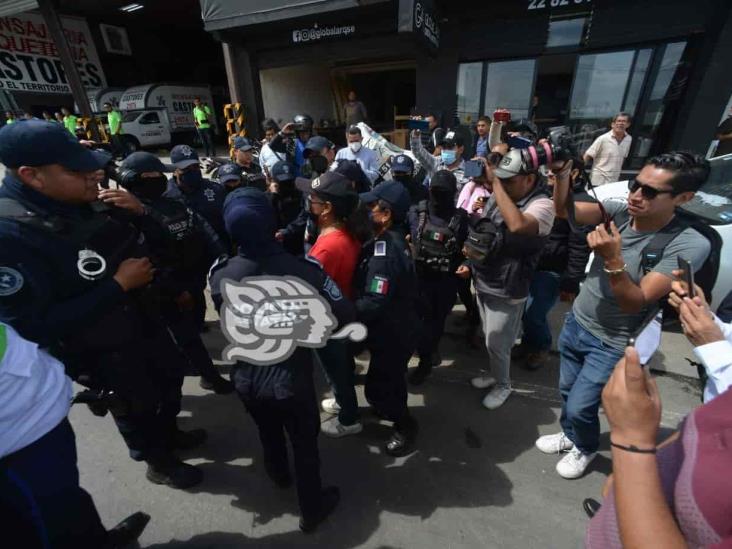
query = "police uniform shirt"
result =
(164, 178, 227, 243)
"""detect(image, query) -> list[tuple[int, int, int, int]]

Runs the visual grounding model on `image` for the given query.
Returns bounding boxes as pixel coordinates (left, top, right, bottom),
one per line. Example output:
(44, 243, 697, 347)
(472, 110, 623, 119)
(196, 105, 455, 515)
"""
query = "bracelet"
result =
(610, 441, 657, 454)
(603, 263, 627, 276)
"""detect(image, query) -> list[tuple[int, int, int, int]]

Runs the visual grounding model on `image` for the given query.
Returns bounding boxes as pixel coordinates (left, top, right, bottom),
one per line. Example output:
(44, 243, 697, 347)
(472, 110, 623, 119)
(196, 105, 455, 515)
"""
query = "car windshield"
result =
(122, 112, 140, 123)
(681, 154, 732, 225)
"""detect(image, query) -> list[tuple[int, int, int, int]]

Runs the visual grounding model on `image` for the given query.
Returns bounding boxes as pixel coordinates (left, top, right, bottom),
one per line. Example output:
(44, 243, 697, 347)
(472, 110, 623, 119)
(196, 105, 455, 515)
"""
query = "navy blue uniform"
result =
(354, 228, 420, 430)
(408, 203, 468, 366)
(210, 250, 354, 521)
(164, 177, 227, 245)
(0, 176, 184, 462)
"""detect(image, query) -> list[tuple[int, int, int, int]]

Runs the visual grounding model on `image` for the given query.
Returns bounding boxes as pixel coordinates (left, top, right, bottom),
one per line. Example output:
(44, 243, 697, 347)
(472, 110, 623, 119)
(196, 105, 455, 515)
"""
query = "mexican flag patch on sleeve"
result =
(369, 275, 390, 295)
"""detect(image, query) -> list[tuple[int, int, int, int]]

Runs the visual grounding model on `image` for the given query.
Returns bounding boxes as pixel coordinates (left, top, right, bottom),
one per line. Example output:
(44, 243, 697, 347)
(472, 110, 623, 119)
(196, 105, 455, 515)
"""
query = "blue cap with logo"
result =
(218, 162, 242, 183)
(232, 136, 253, 151)
(121, 151, 171, 173)
(169, 144, 200, 169)
(390, 154, 414, 174)
(271, 160, 296, 182)
(303, 135, 335, 158)
(359, 180, 411, 222)
(0, 120, 105, 171)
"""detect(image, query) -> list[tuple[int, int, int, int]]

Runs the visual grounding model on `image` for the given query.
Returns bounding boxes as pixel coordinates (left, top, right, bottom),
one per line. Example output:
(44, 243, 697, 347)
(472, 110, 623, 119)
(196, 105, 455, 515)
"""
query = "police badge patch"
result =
(0, 267, 24, 296)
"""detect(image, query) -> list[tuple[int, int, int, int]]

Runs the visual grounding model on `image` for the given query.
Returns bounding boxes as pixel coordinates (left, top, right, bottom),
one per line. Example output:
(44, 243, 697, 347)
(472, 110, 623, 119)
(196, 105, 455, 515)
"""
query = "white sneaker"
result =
(321, 398, 341, 415)
(481, 386, 512, 410)
(535, 432, 574, 454)
(471, 375, 496, 389)
(556, 447, 596, 479)
(321, 416, 363, 438)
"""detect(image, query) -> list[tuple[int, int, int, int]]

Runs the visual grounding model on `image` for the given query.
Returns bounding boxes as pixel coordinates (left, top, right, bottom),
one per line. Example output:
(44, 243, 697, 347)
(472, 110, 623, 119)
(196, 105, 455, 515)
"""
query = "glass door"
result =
(483, 59, 537, 120)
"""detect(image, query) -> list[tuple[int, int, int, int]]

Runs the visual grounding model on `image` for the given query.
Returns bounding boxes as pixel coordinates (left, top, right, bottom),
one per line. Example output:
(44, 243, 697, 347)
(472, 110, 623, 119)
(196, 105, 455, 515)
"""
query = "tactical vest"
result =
(471, 183, 551, 299)
(414, 201, 464, 274)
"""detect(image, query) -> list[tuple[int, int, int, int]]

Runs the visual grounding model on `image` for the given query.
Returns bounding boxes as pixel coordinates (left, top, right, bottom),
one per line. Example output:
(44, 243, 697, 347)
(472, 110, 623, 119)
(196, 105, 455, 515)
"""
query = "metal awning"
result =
(0, 0, 37, 16)
(200, 0, 365, 31)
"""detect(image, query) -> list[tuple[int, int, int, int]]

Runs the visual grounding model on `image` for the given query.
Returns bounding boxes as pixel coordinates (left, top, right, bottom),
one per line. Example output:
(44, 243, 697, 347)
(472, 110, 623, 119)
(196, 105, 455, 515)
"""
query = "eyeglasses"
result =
(627, 178, 675, 200)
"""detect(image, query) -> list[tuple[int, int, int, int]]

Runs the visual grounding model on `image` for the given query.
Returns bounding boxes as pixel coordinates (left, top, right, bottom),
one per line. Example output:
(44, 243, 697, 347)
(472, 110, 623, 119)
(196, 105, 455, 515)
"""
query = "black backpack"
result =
(414, 201, 464, 273)
(463, 216, 504, 266)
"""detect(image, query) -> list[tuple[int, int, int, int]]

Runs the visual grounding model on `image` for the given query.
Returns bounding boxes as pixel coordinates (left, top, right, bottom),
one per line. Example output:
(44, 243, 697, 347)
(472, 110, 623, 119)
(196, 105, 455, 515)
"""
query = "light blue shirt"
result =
(0, 323, 72, 457)
(335, 145, 380, 183)
(693, 315, 732, 403)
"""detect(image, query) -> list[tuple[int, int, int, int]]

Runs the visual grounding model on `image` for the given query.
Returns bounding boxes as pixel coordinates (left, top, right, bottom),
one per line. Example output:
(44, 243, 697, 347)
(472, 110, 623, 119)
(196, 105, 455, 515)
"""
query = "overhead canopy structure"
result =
(200, 0, 366, 31)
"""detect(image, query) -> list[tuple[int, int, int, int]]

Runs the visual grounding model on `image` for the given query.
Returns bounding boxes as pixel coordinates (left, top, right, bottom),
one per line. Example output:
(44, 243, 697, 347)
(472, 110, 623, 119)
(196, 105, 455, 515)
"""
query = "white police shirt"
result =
(0, 322, 72, 457)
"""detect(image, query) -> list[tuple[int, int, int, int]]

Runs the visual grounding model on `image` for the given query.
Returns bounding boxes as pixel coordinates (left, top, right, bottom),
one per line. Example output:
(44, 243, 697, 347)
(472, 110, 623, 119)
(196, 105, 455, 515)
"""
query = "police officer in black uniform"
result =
(217, 161, 244, 194)
(355, 181, 420, 456)
(117, 151, 233, 394)
(407, 170, 469, 385)
(269, 160, 305, 255)
(231, 137, 267, 191)
(0, 121, 203, 489)
(209, 188, 353, 532)
(390, 154, 428, 205)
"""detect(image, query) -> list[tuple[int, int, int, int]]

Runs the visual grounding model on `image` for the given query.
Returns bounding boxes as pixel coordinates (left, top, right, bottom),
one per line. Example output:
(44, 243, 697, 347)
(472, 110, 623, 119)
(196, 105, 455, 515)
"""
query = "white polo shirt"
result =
(0, 323, 72, 457)
(585, 130, 632, 186)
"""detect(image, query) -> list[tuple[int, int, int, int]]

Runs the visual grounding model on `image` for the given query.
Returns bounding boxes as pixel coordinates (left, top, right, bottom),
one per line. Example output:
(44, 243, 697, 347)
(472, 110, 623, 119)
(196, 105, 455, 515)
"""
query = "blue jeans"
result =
(558, 312, 624, 454)
(315, 340, 359, 426)
(522, 270, 561, 352)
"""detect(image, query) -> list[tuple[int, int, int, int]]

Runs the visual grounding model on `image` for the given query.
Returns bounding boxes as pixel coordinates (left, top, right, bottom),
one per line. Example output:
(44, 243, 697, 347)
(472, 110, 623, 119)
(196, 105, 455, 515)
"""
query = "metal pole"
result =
(37, 0, 101, 141)
(222, 42, 242, 104)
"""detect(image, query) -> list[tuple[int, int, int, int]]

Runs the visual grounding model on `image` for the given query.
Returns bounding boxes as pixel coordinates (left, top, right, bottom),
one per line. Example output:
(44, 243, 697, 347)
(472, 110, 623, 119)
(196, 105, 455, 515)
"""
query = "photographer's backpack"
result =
(414, 201, 464, 273)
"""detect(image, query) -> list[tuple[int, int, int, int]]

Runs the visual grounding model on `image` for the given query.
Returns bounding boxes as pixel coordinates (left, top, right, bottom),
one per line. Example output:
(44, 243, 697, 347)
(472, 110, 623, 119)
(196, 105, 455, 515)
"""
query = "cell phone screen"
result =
(464, 160, 484, 179)
(677, 257, 696, 298)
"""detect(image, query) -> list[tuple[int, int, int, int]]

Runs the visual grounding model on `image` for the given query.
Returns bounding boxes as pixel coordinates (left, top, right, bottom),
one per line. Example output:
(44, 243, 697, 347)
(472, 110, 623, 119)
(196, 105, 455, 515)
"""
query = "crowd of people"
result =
(0, 106, 730, 548)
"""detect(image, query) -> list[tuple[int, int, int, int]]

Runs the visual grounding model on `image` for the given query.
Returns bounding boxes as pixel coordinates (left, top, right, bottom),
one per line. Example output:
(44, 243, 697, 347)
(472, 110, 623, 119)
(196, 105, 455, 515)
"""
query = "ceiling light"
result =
(119, 3, 144, 12)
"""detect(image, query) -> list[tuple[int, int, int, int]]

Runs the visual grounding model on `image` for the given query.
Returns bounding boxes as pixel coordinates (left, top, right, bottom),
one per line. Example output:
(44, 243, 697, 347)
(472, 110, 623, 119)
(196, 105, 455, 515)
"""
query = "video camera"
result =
(517, 126, 579, 172)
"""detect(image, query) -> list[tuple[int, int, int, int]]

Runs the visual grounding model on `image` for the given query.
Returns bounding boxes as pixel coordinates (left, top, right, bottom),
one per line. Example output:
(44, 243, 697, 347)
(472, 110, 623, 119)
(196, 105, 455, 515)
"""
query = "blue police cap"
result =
(232, 136, 253, 151)
(359, 180, 411, 222)
(390, 154, 414, 174)
(0, 120, 104, 171)
(271, 160, 296, 182)
(169, 144, 200, 169)
(218, 162, 242, 183)
(303, 135, 334, 158)
(121, 151, 171, 174)
(92, 148, 114, 167)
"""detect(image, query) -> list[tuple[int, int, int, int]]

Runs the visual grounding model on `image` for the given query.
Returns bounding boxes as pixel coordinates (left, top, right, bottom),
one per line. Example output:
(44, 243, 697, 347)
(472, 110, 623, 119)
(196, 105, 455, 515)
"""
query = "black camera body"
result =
(518, 126, 578, 171)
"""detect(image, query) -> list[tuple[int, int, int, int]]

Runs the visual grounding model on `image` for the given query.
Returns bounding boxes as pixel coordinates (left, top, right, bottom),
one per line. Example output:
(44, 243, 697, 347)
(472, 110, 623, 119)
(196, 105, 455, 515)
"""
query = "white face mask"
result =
(349, 141, 362, 153)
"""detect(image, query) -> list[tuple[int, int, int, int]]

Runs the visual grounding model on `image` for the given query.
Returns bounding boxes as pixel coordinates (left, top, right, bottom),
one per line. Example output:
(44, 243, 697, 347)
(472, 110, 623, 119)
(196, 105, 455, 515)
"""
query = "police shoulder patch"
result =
(322, 275, 343, 301)
(374, 241, 387, 257)
(0, 267, 24, 296)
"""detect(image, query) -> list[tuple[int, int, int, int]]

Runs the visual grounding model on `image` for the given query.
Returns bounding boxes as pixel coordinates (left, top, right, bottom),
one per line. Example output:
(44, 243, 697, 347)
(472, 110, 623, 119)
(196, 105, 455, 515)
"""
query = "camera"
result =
(518, 126, 578, 171)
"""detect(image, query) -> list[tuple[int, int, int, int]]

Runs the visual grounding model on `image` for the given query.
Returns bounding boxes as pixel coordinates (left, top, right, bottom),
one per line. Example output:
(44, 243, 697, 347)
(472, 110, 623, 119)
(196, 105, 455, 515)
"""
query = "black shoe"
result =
(583, 498, 602, 518)
(525, 350, 549, 371)
(170, 428, 208, 451)
(105, 511, 151, 548)
(200, 374, 234, 394)
(299, 486, 340, 533)
(265, 463, 293, 489)
(385, 431, 416, 457)
(146, 458, 203, 489)
(511, 342, 530, 360)
(466, 325, 482, 349)
(408, 366, 432, 386)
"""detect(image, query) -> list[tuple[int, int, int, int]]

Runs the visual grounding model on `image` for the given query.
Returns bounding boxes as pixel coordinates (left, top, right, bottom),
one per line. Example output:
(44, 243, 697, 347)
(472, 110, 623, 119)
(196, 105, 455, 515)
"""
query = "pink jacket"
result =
(456, 181, 491, 220)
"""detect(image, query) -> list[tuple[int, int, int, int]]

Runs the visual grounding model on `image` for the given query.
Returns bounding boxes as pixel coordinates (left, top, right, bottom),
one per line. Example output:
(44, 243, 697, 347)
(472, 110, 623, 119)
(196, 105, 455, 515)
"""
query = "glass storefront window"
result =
(570, 50, 635, 121)
(484, 59, 535, 119)
(547, 17, 587, 48)
(642, 42, 687, 129)
(621, 49, 652, 115)
(456, 62, 482, 125)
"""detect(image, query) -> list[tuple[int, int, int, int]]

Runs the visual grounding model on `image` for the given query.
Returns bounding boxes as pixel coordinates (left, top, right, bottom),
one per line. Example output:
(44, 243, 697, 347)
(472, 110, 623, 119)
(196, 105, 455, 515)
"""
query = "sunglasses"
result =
(627, 178, 675, 200)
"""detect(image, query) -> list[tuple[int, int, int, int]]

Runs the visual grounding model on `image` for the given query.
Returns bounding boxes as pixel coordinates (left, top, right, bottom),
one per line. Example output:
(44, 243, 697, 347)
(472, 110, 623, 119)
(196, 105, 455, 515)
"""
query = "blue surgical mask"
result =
(441, 150, 457, 165)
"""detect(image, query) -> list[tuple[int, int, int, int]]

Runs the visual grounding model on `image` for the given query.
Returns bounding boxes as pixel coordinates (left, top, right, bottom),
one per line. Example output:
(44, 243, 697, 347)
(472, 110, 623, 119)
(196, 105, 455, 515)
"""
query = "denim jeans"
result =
(522, 270, 561, 352)
(558, 312, 624, 454)
(476, 292, 526, 389)
(315, 339, 359, 425)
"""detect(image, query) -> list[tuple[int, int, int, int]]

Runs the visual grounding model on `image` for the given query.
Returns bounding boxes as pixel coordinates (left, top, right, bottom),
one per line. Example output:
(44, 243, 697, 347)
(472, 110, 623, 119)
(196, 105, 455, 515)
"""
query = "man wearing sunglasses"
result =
(538, 151, 711, 480)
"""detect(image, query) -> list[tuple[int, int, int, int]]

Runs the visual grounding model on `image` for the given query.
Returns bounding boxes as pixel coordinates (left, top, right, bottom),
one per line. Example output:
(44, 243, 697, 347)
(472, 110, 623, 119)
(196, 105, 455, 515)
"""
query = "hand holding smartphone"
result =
(676, 257, 696, 299)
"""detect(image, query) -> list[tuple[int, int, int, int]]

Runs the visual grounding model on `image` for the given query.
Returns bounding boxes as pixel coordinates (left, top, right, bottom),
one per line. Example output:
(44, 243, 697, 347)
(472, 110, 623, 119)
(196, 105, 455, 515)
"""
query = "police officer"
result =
(269, 160, 305, 256)
(268, 114, 314, 176)
(390, 154, 428, 205)
(118, 152, 233, 394)
(302, 136, 336, 180)
(232, 137, 267, 191)
(355, 181, 420, 456)
(0, 121, 203, 489)
(209, 188, 352, 532)
(164, 144, 227, 244)
(407, 170, 468, 385)
(217, 162, 244, 194)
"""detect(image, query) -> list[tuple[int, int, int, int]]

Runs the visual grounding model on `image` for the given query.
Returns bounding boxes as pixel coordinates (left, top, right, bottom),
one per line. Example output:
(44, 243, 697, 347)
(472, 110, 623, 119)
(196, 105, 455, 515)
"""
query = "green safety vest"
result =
(5, 118, 14, 125)
(64, 114, 78, 135)
(193, 105, 212, 130)
(108, 110, 122, 135)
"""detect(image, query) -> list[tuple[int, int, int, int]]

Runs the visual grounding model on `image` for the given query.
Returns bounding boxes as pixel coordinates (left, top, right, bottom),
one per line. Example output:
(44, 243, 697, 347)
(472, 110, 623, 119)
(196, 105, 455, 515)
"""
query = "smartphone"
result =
(677, 256, 696, 298)
(493, 109, 511, 124)
(464, 160, 484, 179)
(507, 135, 532, 149)
(627, 307, 662, 364)
(407, 118, 430, 132)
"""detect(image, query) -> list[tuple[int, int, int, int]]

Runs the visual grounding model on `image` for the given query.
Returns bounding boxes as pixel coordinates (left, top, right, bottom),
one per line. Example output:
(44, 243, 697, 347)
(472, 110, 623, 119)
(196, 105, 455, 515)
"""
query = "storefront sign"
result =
(527, 0, 593, 11)
(291, 23, 356, 44)
(398, 0, 440, 52)
(0, 13, 107, 94)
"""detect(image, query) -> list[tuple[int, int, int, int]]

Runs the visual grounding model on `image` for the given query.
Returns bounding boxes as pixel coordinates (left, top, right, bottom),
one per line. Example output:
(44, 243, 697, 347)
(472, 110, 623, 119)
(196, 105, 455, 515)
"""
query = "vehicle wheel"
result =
(122, 136, 140, 154)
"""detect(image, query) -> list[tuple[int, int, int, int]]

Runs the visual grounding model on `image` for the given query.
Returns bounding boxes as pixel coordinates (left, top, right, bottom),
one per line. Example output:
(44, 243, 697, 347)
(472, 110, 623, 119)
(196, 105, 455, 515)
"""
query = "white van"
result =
(116, 83, 217, 151)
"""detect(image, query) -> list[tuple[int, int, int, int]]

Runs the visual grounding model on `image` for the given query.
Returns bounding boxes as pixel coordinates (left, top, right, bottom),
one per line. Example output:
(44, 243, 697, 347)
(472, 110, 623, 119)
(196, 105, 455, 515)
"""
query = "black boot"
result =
(169, 428, 208, 451)
(299, 486, 340, 533)
(386, 415, 418, 457)
(264, 462, 293, 489)
(146, 456, 203, 489)
(200, 374, 234, 394)
(583, 498, 602, 518)
(408, 365, 432, 386)
(105, 511, 151, 548)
